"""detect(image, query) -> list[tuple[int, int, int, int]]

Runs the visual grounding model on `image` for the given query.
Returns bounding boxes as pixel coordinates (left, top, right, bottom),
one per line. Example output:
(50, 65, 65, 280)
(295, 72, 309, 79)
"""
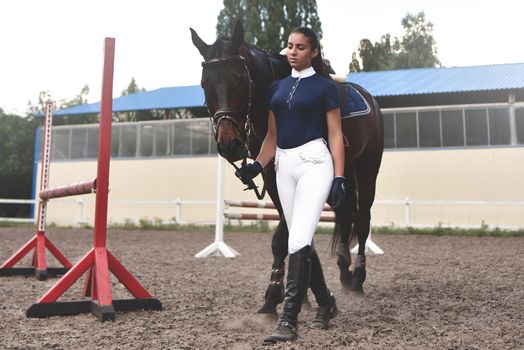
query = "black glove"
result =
(235, 160, 263, 184)
(329, 176, 346, 209)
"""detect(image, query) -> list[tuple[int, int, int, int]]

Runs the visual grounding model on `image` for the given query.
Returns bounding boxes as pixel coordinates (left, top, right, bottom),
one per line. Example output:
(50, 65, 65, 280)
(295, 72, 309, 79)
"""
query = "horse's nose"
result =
(230, 138, 243, 152)
(217, 142, 229, 157)
(217, 138, 246, 161)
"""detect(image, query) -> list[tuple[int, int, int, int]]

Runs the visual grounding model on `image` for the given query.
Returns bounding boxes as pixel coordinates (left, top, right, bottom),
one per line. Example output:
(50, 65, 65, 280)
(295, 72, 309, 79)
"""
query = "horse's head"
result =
(190, 21, 252, 162)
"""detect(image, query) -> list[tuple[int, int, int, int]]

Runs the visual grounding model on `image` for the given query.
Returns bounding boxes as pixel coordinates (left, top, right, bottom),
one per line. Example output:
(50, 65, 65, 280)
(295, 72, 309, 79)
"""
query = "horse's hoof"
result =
(257, 300, 278, 315)
(339, 269, 353, 289)
(350, 290, 365, 298)
(350, 267, 366, 293)
(337, 254, 353, 289)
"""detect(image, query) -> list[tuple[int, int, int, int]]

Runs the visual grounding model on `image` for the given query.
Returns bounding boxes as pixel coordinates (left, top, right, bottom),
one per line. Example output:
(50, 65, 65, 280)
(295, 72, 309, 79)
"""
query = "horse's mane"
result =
(240, 42, 288, 62)
(243, 42, 333, 79)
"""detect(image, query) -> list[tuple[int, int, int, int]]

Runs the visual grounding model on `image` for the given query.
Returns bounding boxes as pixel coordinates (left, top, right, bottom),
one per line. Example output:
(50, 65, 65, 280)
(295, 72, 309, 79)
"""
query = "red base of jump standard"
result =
(0, 231, 72, 280)
(0, 98, 74, 280)
(26, 38, 161, 321)
(26, 246, 162, 321)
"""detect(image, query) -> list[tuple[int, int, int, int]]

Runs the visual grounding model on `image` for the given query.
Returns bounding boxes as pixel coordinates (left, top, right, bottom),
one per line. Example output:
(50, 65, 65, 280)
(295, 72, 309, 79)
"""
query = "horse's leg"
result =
(257, 218, 288, 314)
(335, 173, 356, 289)
(258, 163, 288, 314)
(350, 166, 378, 293)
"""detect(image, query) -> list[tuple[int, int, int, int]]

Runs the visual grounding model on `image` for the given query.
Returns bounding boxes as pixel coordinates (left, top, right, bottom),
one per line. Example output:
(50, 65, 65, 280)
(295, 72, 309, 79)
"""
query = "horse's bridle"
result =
(201, 55, 254, 156)
(201, 54, 266, 199)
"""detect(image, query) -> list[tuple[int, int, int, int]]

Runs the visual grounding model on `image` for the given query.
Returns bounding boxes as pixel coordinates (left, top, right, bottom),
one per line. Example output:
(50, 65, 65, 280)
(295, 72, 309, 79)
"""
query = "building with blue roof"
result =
(53, 62, 524, 116)
(347, 63, 524, 108)
(38, 63, 524, 229)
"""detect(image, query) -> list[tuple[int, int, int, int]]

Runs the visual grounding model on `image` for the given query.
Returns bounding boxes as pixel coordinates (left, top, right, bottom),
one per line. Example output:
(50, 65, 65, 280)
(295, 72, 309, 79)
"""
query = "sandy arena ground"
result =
(0, 227, 522, 349)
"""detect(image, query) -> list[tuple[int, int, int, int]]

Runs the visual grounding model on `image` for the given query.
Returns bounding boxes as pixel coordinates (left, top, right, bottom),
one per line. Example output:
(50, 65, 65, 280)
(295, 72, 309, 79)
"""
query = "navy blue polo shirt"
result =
(268, 73, 340, 149)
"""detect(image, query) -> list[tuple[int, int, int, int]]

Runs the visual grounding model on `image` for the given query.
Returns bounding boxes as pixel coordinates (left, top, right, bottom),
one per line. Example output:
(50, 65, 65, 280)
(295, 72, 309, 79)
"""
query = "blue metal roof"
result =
(53, 85, 205, 116)
(53, 63, 524, 116)
(346, 63, 524, 97)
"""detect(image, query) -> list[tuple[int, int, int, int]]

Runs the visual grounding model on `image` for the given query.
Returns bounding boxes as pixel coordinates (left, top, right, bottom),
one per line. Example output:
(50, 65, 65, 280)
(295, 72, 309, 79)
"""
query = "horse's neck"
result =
(268, 55, 291, 81)
(241, 44, 289, 86)
(241, 45, 290, 158)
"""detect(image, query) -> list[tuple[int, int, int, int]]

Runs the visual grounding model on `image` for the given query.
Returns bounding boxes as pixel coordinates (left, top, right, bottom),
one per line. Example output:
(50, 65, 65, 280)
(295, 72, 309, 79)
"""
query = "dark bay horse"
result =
(190, 21, 384, 314)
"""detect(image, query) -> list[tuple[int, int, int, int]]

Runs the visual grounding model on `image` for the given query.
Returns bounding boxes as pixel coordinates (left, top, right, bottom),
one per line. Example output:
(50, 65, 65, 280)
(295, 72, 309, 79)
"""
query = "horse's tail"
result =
(330, 179, 357, 255)
(330, 218, 342, 255)
(330, 215, 357, 255)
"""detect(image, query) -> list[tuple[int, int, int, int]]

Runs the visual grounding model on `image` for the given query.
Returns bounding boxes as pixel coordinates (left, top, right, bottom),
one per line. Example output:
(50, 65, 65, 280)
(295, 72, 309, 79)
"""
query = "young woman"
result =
(236, 27, 346, 343)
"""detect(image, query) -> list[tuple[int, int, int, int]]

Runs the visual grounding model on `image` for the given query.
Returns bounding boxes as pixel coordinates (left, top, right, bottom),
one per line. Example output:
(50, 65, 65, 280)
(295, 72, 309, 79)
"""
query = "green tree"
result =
(350, 11, 440, 72)
(121, 77, 145, 96)
(395, 12, 440, 69)
(115, 77, 157, 122)
(55, 84, 98, 125)
(26, 90, 52, 117)
(26, 85, 98, 125)
(115, 77, 196, 121)
(0, 109, 38, 218)
(216, 0, 323, 53)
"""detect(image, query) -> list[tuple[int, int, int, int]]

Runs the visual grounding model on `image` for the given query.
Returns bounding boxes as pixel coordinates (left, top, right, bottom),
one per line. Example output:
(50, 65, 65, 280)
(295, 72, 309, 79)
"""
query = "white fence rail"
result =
(2, 197, 524, 229)
(0, 198, 36, 223)
(375, 198, 524, 229)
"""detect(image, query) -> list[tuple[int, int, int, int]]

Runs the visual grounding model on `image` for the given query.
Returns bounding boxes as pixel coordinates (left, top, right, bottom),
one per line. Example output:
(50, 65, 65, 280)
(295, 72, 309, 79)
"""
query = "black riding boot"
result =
(264, 245, 311, 344)
(310, 250, 338, 329)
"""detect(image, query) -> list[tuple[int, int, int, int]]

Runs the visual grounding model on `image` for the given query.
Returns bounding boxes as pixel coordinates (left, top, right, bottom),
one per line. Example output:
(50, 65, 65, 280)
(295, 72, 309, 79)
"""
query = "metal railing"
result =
(374, 198, 524, 229)
(3, 197, 523, 229)
(0, 198, 36, 223)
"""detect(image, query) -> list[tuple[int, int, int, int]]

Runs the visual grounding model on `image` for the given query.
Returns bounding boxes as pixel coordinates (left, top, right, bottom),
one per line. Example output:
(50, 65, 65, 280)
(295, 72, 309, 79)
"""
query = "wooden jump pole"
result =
(0, 101, 73, 280)
(26, 38, 162, 321)
(39, 179, 96, 201)
(224, 201, 384, 255)
(224, 212, 336, 222)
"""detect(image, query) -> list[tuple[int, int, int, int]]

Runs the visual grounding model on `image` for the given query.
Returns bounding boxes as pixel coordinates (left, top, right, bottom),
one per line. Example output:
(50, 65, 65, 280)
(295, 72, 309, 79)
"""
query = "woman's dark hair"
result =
(291, 27, 330, 78)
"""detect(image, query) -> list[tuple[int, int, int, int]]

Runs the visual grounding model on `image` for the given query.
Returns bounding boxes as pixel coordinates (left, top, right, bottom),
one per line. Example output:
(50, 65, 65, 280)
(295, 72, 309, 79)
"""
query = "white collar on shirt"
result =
(291, 66, 316, 78)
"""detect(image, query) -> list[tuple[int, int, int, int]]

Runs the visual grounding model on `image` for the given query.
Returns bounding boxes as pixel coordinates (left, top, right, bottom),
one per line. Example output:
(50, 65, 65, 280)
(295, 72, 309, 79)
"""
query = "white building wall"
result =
(374, 147, 524, 228)
(37, 147, 524, 229)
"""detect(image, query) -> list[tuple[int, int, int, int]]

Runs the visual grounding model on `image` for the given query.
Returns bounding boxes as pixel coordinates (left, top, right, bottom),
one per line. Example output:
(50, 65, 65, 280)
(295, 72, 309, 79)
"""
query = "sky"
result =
(0, 0, 522, 115)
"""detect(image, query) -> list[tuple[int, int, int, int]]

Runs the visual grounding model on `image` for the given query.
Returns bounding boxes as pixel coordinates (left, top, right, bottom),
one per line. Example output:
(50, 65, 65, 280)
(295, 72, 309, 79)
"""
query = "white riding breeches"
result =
(275, 138, 333, 254)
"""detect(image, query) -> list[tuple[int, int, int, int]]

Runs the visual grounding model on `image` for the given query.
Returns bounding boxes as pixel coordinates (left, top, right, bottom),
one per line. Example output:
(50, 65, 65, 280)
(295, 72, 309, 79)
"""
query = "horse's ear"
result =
(190, 27, 210, 57)
(230, 20, 244, 51)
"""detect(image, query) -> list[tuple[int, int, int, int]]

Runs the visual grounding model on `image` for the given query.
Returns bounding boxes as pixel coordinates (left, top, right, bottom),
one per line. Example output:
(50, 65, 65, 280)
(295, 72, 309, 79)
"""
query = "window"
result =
(70, 128, 87, 159)
(383, 113, 395, 148)
(46, 119, 220, 161)
(488, 108, 510, 145)
(441, 110, 464, 147)
(465, 109, 488, 146)
(516, 107, 524, 144)
(52, 129, 70, 160)
(210, 138, 218, 154)
(173, 122, 191, 155)
(396, 112, 417, 148)
(418, 111, 441, 147)
(139, 124, 154, 157)
(86, 127, 99, 158)
(191, 120, 210, 154)
(154, 124, 170, 156)
(111, 126, 120, 157)
(120, 125, 137, 157)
